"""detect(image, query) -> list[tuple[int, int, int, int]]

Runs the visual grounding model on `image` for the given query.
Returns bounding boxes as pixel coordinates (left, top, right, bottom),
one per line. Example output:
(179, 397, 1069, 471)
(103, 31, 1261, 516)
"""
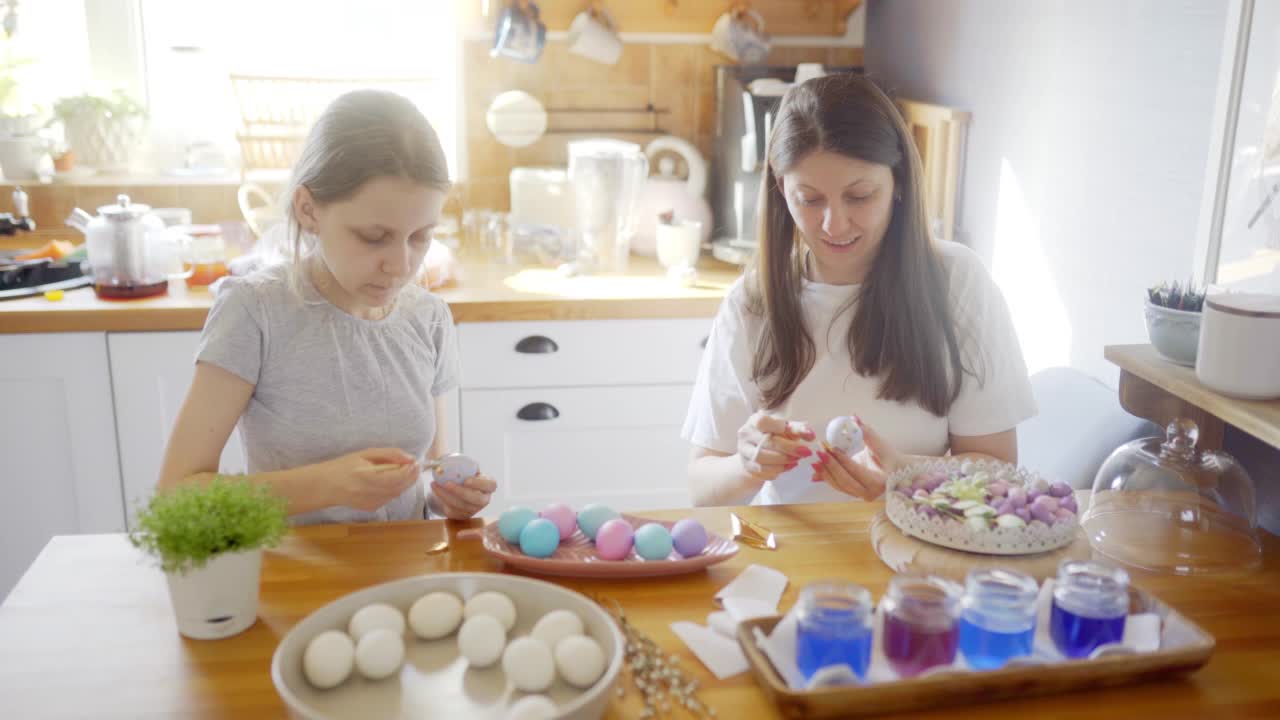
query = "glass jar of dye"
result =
(881, 575, 962, 678)
(958, 568, 1039, 669)
(1050, 560, 1130, 658)
(795, 581, 874, 681)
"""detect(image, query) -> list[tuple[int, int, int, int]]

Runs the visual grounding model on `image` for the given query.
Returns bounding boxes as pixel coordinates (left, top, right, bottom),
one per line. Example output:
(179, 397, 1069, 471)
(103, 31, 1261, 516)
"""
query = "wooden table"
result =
(4, 503, 1280, 719)
(1106, 344, 1280, 451)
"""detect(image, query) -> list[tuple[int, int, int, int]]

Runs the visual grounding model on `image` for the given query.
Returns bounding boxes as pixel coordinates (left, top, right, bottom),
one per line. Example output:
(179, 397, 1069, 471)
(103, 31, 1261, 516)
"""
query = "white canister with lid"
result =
(1195, 293, 1280, 400)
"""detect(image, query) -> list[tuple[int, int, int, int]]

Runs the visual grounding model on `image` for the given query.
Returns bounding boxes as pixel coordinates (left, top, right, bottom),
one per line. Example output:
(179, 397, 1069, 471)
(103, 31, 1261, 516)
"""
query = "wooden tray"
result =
(870, 510, 1093, 582)
(735, 586, 1215, 719)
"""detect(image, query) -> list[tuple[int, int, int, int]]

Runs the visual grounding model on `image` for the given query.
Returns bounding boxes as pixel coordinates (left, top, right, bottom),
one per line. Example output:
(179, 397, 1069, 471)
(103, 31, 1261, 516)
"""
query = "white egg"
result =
(554, 635, 606, 688)
(531, 609, 584, 650)
(501, 636, 556, 692)
(464, 591, 517, 632)
(458, 614, 507, 667)
(354, 628, 405, 680)
(409, 591, 464, 640)
(302, 629, 355, 689)
(504, 694, 558, 720)
(348, 602, 406, 642)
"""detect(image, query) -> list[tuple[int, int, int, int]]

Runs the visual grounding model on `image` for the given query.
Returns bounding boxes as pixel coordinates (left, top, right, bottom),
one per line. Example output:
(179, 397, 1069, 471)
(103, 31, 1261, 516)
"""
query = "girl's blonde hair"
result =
(283, 89, 450, 276)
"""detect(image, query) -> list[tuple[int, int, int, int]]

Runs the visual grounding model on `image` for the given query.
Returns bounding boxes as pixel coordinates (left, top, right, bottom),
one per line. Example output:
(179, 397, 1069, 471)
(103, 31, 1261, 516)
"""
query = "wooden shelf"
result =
(1105, 343, 1280, 450)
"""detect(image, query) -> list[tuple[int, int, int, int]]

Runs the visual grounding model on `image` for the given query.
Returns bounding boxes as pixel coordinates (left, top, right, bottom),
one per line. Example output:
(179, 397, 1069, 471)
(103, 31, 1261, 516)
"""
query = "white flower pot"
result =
(164, 548, 262, 640)
(62, 113, 145, 172)
(1144, 301, 1201, 367)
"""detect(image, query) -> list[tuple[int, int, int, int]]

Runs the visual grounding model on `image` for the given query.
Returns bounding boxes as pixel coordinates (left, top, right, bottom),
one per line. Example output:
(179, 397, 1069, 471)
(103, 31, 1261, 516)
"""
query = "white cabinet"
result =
(0, 333, 125, 600)
(108, 332, 247, 527)
(459, 318, 710, 515)
(461, 385, 696, 514)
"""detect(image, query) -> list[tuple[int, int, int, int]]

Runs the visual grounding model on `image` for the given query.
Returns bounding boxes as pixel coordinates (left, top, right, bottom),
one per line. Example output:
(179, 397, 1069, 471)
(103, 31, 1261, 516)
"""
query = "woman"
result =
(158, 89, 495, 523)
(684, 73, 1035, 506)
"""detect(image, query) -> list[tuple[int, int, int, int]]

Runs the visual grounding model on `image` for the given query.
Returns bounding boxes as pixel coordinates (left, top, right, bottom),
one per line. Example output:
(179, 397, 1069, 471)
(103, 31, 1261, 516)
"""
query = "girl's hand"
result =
(431, 473, 497, 520)
(814, 417, 904, 501)
(323, 448, 420, 512)
(736, 411, 815, 486)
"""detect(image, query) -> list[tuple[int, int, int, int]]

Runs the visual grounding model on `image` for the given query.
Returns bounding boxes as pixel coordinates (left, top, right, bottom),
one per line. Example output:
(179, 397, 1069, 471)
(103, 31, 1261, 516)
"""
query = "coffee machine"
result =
(709, 64, 861, 264)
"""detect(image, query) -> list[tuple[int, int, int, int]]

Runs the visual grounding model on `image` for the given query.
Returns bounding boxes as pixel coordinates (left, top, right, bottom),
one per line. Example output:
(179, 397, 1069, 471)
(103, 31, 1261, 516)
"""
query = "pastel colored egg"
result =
(825, 416, 865, 455)
(499, 506, 538, 544)
(670, 518, 708, 558)
(594, 518, 634, 560)
(634, 523, 674, 561)
(433, 454, 480, 484)
(576, 503, 620, 541)
(540, 503, 578, 540)
(519, 518, 561, 558)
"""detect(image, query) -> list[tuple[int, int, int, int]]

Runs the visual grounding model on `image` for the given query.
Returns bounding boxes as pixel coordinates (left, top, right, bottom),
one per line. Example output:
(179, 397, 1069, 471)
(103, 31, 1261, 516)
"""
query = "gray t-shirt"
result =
(196, 262, 459, 526)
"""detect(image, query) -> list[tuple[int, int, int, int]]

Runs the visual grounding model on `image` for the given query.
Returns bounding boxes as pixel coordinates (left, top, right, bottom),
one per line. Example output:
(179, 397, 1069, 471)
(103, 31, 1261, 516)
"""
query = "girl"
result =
(158, 90, 496, 523)
(684, 73, 1035, 506)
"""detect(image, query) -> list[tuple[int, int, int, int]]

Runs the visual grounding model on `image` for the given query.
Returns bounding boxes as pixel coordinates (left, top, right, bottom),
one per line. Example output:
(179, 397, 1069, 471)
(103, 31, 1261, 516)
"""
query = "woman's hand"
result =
(814, 417, 905, 500)
(736, 411, 815, 486)
(321, 448, 421, 512)
(431, 473, 497, 519)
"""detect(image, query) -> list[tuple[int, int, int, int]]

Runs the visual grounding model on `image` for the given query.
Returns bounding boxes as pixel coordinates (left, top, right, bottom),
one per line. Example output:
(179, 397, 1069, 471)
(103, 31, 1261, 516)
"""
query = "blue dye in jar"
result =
(958, 568, 1039, 670)
(795, 581, 874, 681)
(1050, 560, 1129, 658)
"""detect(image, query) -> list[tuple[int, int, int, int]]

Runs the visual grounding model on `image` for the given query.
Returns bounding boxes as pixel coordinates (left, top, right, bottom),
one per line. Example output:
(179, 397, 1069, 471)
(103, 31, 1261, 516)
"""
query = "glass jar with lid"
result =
(1081, 418, 1260, 574)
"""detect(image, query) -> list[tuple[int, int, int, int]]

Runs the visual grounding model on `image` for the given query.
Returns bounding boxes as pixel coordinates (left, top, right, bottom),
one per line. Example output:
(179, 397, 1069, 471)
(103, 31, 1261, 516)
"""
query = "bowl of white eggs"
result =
(271, 572, 624, 720)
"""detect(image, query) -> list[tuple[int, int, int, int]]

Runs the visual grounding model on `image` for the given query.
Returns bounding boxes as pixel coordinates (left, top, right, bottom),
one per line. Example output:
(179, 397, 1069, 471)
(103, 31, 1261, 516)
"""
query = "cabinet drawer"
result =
(460, 385, 695, 515)
(458, 319, 711, 389)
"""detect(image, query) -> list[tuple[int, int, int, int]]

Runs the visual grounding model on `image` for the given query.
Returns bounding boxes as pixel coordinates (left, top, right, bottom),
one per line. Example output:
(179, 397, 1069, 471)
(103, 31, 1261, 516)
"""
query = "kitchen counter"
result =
(0, 256, 743, 333)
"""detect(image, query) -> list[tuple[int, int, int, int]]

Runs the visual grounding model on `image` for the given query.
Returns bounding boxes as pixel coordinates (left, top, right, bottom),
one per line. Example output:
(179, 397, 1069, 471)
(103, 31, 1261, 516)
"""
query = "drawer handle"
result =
(517, 402, 560, 421)
(700, 336, 708, 349)
(515, 335, 559, 354)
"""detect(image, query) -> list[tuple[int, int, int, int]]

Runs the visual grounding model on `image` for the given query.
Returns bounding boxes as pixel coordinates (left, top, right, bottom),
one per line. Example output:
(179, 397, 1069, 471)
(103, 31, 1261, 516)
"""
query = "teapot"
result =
(66, 194, 172, 299)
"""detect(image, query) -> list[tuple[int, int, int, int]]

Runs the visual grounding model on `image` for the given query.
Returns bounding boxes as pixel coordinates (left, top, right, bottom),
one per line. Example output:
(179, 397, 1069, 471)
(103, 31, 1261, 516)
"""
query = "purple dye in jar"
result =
(880, 575, 963, 678)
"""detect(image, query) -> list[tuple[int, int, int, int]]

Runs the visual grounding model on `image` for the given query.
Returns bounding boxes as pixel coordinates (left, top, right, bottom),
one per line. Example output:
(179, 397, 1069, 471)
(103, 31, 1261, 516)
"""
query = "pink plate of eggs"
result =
(468, 503, 740, 579)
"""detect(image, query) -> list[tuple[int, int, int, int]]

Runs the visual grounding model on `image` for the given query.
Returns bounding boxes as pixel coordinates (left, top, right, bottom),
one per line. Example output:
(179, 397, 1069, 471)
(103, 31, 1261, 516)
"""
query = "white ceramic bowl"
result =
(271, 572, 624, 720)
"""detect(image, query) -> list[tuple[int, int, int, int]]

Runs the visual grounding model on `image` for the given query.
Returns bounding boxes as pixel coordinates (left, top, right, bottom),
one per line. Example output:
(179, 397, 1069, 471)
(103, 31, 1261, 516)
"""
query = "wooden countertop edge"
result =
(1104, 343, 1280, 448)
(0, 295, 727, 333)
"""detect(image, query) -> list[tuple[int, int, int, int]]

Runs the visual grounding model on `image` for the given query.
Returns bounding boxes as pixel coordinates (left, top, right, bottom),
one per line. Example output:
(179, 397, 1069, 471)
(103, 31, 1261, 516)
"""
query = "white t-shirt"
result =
(681, 241, 1036, 505)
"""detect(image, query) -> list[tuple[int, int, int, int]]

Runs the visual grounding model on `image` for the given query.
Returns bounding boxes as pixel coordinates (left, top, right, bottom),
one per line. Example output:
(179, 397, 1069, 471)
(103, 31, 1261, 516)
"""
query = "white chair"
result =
(1017, 367, 1160, 489)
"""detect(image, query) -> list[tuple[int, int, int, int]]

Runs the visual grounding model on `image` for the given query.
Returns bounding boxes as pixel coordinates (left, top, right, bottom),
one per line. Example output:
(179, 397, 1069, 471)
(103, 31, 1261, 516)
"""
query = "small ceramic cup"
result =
(568, 7, 623, 65)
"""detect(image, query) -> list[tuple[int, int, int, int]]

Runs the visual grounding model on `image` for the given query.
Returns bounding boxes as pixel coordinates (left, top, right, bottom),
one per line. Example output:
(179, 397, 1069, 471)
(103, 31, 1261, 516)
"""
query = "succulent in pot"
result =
(1144, 280, 1204, 367)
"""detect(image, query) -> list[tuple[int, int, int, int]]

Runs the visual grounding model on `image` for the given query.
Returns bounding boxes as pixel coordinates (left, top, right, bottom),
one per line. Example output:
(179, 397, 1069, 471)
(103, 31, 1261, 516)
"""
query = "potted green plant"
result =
(52, 90, 146, 172)
(1145, 280, 1205, 367)
(129, 476, 288, 640)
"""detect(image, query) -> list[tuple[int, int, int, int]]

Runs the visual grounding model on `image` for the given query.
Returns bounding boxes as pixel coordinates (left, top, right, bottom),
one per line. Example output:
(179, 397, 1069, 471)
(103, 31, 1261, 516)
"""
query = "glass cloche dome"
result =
(1081, 418, 1261, 575)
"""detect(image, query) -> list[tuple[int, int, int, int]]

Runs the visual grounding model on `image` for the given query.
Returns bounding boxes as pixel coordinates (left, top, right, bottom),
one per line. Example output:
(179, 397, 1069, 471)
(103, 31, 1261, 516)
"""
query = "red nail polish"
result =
(817, 451, 830, 463)
(795, 446, 812, 458)
(784, 461, 797, 471)
(854, 416, 864, 428)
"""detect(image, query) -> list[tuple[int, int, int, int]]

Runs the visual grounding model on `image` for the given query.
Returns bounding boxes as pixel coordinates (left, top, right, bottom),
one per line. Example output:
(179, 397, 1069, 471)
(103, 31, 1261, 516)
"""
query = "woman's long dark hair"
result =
(747, 73, 973, 416)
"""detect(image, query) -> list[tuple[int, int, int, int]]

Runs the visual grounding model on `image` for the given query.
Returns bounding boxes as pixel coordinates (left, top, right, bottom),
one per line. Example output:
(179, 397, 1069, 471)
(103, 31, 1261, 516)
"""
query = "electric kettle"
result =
(66, 194, 170, 299)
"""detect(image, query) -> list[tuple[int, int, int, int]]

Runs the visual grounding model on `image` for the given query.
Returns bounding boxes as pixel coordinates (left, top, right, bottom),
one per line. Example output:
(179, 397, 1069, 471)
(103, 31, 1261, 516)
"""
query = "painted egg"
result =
(825, 416, 865, 455)
(670, 518, 708, 557)
(519, 517, 561, 559)
(634, 523, 674, 561)
(499, 506, 538, 544)
(540, 502, 578, 540)
(576, 503, 620, 541)
(433, 454, 480, 484)
(594, 518, 635, 560)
